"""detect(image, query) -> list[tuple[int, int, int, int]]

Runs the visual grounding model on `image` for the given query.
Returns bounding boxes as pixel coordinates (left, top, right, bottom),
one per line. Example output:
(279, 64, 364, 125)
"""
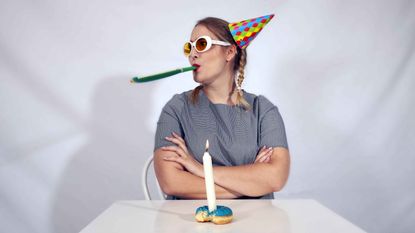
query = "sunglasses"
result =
(183, 36, 231, 57)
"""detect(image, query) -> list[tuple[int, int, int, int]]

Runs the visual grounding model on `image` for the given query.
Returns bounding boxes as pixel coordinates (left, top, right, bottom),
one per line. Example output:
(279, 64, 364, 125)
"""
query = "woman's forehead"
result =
(190, 25, 216, 41)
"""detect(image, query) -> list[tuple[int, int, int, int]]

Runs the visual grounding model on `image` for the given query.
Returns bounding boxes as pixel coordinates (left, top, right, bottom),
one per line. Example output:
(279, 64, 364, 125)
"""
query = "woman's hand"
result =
(162, 132, 204, 178)
(254, 146, 274, 163)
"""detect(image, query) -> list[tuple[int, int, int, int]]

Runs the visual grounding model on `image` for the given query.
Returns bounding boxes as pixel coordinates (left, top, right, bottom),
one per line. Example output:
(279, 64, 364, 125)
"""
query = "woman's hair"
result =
(190, 17, 250, 110)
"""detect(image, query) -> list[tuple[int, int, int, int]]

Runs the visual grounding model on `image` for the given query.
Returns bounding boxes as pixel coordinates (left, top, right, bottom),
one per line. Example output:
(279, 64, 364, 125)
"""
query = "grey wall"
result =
(1, 1, 414, 233)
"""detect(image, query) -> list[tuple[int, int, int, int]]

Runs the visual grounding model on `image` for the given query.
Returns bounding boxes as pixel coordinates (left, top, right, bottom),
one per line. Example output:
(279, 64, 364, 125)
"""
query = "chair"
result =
(142, 156, 166, 200)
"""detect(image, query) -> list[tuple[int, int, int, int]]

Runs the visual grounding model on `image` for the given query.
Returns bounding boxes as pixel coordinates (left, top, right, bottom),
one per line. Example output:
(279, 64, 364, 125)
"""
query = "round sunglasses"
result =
(183, 36, 231, 57)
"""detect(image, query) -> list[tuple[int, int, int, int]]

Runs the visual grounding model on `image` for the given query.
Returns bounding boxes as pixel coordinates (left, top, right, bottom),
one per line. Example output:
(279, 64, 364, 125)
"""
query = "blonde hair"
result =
(189, 17, 251, 111)
(234, 49, 250, 109)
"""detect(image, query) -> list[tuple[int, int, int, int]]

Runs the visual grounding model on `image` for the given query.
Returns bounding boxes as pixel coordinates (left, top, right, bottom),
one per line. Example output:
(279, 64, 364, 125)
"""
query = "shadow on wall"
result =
(51, 76, 156, 233)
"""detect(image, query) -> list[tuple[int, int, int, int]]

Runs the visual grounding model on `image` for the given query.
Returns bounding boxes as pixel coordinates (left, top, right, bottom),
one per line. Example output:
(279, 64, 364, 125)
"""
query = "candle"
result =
(203, 140, 217, 212)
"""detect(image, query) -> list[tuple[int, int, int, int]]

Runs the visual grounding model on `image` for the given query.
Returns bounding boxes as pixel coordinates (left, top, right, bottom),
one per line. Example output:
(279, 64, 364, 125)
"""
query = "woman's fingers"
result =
(254, 146, 267, 162)
(263, 156, 271, 163)
(259, 151, 272, 163)
(257, 151, 273, 163)
(171, 132, 189, 154)
(255, 146, 273, 163)
(172, 132, 185, 144)
(161, 146, 187, 158)
(162, 146, 203, 177)
(164, 136, 182, 147)
(165, 133, 189, 154)
(163, 154, 185, 164)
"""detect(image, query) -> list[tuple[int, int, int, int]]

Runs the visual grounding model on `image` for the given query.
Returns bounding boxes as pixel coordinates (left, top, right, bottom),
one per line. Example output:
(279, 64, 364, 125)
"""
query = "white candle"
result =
(203, 139, 217, 212)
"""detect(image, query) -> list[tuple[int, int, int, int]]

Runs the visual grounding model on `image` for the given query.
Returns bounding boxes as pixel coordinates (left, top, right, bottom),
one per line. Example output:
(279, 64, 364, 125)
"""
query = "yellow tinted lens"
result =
(183, 42, 191, 56)
(196, 38, 208, 52)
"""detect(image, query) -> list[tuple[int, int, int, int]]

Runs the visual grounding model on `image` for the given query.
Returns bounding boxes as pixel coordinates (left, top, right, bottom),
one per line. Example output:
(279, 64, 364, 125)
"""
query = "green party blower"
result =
(130, 66, 197, 83)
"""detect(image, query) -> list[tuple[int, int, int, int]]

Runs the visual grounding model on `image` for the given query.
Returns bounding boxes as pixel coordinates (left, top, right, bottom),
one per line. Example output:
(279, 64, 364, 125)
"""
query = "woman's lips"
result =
(193, 64, 200, 72)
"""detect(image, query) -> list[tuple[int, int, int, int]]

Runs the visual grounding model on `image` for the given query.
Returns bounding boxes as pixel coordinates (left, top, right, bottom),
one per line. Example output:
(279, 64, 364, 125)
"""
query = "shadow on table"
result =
(117, 201, 195, 222)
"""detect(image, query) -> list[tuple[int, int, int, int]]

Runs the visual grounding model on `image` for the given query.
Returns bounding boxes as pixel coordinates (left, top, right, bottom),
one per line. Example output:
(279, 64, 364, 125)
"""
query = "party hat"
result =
(228, 14, 275, 49)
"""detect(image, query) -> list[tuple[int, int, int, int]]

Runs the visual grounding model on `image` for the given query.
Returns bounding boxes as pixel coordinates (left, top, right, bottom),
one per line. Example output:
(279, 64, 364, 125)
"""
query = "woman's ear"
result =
(226, 45, 238, 62)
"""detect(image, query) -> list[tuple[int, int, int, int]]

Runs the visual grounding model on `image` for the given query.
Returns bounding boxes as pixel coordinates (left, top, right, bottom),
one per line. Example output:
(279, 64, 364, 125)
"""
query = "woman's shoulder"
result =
(163, 90, 192, 110)
(244, 90, 277, 110)
(167, 90, 190, 102)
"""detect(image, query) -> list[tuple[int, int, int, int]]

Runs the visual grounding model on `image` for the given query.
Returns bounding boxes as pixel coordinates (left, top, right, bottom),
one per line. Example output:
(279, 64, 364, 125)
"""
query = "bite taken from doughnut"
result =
(195, 205, 233, 224)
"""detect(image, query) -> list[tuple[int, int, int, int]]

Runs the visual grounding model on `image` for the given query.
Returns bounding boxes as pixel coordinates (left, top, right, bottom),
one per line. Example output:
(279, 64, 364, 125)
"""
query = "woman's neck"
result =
(203, 75, 238, 105)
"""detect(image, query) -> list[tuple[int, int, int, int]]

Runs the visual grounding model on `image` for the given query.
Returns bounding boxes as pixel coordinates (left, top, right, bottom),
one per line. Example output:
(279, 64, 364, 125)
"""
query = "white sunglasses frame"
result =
(184, 36, 231, 57)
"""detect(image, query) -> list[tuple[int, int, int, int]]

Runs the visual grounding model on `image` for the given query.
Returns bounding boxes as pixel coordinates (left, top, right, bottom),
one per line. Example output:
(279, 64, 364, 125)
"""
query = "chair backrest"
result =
(142, 156, 166, 200)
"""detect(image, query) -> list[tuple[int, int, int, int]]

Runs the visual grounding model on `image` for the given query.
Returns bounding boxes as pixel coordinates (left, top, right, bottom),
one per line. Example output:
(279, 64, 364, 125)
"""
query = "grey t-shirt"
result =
(154, 89, 288, 199)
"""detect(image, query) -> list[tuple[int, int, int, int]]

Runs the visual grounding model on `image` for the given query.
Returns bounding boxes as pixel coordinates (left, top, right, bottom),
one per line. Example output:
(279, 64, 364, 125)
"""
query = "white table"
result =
(79, 199, 366, 233)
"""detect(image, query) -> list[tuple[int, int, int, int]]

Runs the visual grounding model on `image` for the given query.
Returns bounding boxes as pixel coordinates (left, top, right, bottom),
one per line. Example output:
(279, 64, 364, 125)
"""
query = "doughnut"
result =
(195, 205, 233, 224)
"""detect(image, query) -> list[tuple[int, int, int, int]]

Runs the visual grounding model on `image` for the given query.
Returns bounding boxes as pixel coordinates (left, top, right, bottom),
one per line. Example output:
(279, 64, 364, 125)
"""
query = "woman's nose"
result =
(189, 47, 199, 59)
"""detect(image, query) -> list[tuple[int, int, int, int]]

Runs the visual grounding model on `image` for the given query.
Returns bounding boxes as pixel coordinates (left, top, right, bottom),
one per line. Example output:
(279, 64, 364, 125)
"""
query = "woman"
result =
(153, 15, 290, 199)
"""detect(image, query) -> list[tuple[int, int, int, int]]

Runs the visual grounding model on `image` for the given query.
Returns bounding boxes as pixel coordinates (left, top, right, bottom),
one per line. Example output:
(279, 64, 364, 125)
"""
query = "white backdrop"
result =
(1, 1, 414, 233)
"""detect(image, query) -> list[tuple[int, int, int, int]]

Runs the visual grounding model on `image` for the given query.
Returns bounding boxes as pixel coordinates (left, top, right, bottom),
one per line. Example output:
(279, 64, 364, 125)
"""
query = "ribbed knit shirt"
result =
(154, 89, 288, 199)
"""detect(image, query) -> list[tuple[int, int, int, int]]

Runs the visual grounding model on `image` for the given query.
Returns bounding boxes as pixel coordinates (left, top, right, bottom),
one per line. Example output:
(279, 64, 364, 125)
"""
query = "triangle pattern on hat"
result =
(228, 14, 275, 49)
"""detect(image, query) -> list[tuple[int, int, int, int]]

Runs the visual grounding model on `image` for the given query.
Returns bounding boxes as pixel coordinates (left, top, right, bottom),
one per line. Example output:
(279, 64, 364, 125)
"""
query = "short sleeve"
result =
(258, 96, 289, 149)
(153, 94, 185, 151)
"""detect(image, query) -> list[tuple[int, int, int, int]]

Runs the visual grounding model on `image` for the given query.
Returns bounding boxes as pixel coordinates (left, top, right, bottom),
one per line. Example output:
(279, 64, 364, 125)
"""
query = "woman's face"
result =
(188, 25, 231, 85)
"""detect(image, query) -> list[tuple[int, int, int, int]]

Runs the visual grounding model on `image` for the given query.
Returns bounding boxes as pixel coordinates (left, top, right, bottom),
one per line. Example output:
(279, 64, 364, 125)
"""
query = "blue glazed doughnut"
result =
(195, 205, 233, 224)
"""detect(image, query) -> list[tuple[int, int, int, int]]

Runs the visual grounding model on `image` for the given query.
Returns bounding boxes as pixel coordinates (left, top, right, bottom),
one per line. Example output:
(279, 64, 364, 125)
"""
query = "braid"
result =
(190, 85, 204, 104)
(235, 49, 251, 110)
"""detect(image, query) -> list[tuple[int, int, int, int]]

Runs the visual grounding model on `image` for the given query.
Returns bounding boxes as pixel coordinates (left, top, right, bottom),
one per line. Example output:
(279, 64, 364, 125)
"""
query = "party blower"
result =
(130, 66, 197, 83)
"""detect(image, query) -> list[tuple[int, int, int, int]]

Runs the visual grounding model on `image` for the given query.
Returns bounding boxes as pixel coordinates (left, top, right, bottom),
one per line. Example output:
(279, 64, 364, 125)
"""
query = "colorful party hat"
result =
(228, 14, 275, 49)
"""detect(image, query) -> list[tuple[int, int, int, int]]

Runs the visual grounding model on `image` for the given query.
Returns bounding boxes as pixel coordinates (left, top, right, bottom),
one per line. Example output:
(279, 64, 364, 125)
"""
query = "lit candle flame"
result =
(205, 140, 209, 152)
